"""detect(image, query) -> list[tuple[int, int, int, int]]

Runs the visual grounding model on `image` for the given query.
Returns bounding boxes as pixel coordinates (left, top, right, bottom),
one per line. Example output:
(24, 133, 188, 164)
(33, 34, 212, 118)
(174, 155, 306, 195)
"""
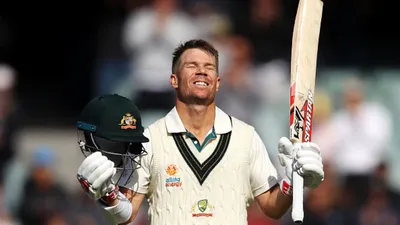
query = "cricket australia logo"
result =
(191, 199, 214, 217)
(119, 113, 137, 130)
(165, 164, 182, 187)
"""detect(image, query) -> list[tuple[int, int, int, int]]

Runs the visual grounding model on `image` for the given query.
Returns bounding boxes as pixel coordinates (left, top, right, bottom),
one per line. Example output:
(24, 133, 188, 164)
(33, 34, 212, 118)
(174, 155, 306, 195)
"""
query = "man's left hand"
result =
(278, 137, 324, 194)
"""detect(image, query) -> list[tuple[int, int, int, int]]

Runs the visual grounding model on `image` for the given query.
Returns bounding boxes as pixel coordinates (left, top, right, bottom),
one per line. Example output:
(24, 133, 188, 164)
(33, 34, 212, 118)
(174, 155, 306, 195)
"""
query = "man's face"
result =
(170, 48, 220, 105)
(33, 167, 54, 189)
(343, 88, 363, 115)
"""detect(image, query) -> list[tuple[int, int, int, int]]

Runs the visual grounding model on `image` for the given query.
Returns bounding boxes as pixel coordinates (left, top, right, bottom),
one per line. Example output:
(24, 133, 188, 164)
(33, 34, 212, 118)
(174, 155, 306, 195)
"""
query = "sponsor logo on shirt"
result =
(165, 164, 182, 187)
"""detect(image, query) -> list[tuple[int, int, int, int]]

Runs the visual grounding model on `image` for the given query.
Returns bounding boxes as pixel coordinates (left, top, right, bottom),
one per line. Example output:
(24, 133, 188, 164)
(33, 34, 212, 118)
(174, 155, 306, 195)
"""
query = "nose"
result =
(195, 65, 206, 74)
(196, 68, 208, 76)
(195, 72, 208, 77)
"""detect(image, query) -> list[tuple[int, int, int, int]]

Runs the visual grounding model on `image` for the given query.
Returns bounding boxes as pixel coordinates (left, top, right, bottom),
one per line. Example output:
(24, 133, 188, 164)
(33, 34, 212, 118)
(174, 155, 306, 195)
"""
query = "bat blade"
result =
(289, 0, 323, 223)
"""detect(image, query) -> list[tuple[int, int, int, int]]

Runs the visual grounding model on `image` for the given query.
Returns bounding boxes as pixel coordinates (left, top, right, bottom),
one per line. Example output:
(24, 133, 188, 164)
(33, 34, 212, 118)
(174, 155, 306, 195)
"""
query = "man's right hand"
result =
(77, 152, 117, 201)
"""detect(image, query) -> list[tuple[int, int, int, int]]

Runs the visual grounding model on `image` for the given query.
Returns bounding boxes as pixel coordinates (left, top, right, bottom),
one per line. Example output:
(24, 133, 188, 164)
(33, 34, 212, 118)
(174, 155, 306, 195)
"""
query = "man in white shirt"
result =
(320, 77, 392, 207)
(76, 39, 324, 225)
(122, 0, 203, 111)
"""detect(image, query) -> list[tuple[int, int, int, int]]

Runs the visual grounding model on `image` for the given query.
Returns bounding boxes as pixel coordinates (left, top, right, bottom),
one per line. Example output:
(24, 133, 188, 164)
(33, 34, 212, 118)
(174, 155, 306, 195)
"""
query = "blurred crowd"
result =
(1, 0, 400, 225)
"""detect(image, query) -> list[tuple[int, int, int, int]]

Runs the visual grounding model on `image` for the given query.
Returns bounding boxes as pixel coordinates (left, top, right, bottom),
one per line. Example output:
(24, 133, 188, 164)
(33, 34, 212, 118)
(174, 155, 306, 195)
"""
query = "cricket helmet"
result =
(76, 94, 148, 186)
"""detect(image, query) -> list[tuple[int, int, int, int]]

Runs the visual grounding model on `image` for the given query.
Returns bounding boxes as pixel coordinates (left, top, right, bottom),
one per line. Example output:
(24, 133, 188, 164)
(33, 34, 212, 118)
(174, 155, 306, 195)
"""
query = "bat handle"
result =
(292, 142, 304, 224)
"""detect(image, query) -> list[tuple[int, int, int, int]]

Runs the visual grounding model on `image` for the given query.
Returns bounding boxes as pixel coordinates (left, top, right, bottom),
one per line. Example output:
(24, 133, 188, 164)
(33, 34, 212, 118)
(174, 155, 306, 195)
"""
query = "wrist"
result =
(279, 177, 293, 196)
(100, 185, 120, 206)
(98, 193, 133, 225)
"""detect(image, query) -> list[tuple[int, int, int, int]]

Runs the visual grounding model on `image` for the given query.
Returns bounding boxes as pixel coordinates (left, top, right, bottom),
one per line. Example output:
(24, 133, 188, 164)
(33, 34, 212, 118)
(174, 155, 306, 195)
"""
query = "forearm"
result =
(260, 185, 292, 219)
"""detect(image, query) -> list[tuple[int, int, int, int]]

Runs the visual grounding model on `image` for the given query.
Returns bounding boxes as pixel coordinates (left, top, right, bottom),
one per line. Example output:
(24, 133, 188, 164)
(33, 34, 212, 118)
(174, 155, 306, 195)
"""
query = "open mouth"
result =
(193, 81, 209, 87)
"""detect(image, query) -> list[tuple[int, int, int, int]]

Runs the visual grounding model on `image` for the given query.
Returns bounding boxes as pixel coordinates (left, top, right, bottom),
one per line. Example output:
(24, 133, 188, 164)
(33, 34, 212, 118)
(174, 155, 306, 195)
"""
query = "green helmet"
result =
(76, 94, 148, 186)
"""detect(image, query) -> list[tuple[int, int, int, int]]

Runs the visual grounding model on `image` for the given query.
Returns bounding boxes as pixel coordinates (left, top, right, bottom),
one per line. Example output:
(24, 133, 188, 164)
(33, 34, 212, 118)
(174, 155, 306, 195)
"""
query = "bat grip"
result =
(292, 143, 304, 224)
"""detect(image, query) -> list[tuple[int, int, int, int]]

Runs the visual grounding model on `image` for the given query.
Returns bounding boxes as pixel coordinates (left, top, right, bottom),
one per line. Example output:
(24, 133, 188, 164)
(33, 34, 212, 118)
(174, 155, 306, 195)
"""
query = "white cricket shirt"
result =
(119, 107, 278, 225)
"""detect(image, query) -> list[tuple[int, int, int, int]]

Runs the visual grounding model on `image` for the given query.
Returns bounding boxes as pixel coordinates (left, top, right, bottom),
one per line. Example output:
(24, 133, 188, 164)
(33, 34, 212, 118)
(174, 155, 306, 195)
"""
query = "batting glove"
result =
(77, 152, 118, 202)
(278, 137, 324, 195)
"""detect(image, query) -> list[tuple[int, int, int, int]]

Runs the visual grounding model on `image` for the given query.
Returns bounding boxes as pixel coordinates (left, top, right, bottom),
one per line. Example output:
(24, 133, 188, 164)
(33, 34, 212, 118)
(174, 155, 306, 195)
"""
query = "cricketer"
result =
(76, 39, 324, 225)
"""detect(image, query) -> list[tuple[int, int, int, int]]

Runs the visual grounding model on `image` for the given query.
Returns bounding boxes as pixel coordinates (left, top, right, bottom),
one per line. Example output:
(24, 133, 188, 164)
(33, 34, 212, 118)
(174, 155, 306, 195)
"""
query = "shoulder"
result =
(230, 116, 256, 134)
(228, 116, 261, 152)
(143, 116, 170, 141)
(146, 117, 166, 131)
(215, 107, 255, 131)
(228, 115, 266, 149)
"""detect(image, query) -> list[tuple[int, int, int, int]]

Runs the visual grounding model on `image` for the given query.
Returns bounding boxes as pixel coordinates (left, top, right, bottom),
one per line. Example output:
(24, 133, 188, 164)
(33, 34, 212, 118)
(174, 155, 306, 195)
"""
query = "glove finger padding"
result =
(301, 164, 324, 178)
(300, 164, 324, 189)
(89, 161, 115, 188)
(278, 154, 288, 167)
(294, 142, 324, 189)
(78, 152, 102, 175)
(80, 167, 116, 201)
(81, 156, 109, 179)
(296, 157, 323, 169)
(296, 150, 322, 162)
(300, 142, 321, 155)
(295, 148, 323, 173)
(304, 176, 321, 189)
(278, 137, 294, 157)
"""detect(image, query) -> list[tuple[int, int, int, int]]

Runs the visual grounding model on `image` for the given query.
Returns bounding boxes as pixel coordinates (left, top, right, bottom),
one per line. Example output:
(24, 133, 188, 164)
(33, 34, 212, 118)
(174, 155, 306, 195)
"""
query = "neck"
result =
(176, 99, 215, 139)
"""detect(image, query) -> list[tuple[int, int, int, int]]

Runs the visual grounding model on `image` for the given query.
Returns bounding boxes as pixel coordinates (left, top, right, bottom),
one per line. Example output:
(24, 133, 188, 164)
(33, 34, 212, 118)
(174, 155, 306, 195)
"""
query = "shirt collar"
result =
(165, 106, 232, 134)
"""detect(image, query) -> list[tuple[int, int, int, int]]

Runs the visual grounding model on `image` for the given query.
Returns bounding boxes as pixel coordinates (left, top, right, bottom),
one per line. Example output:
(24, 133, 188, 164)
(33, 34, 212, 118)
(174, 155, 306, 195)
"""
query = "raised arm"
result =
(249, 132, 324, 219)
(249, 131, 292, 219)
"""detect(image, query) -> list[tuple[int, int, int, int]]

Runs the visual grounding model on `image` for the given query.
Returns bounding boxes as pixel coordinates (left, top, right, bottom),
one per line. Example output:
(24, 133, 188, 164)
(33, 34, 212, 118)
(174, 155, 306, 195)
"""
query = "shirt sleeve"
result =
(250, 130, 279, 197)
(117, 128, 152, 194)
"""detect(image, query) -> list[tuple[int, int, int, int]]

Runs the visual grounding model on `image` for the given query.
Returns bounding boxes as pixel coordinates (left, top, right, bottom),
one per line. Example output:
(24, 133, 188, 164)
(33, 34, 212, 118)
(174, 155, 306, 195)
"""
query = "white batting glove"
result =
(77, 152, 117, 201)
(278, 137, 324, 195)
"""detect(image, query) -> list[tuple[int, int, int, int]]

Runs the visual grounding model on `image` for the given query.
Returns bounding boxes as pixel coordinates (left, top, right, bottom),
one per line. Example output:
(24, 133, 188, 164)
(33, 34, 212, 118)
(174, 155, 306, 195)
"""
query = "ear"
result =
(216, 76, 221, 92)
(170, 74, 178, 89)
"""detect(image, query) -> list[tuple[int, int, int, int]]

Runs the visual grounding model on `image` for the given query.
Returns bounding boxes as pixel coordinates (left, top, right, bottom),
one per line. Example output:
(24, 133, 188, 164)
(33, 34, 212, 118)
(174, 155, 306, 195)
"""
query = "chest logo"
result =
(165, 164, 182, 187)
(191, 199, 214, 217)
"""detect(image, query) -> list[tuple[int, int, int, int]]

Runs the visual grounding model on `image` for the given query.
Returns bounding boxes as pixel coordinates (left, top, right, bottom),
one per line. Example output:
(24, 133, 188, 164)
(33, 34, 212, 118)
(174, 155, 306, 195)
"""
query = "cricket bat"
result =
(289, 0, 323, 223)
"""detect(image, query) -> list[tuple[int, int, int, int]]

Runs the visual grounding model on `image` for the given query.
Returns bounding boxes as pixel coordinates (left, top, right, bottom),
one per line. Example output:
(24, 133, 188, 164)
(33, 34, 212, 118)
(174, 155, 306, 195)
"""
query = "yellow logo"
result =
(165, 164, 182, 187)
(191, 199, 214, 217)
(119, 113, 137, 129)
(166, 164, 178, 176)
